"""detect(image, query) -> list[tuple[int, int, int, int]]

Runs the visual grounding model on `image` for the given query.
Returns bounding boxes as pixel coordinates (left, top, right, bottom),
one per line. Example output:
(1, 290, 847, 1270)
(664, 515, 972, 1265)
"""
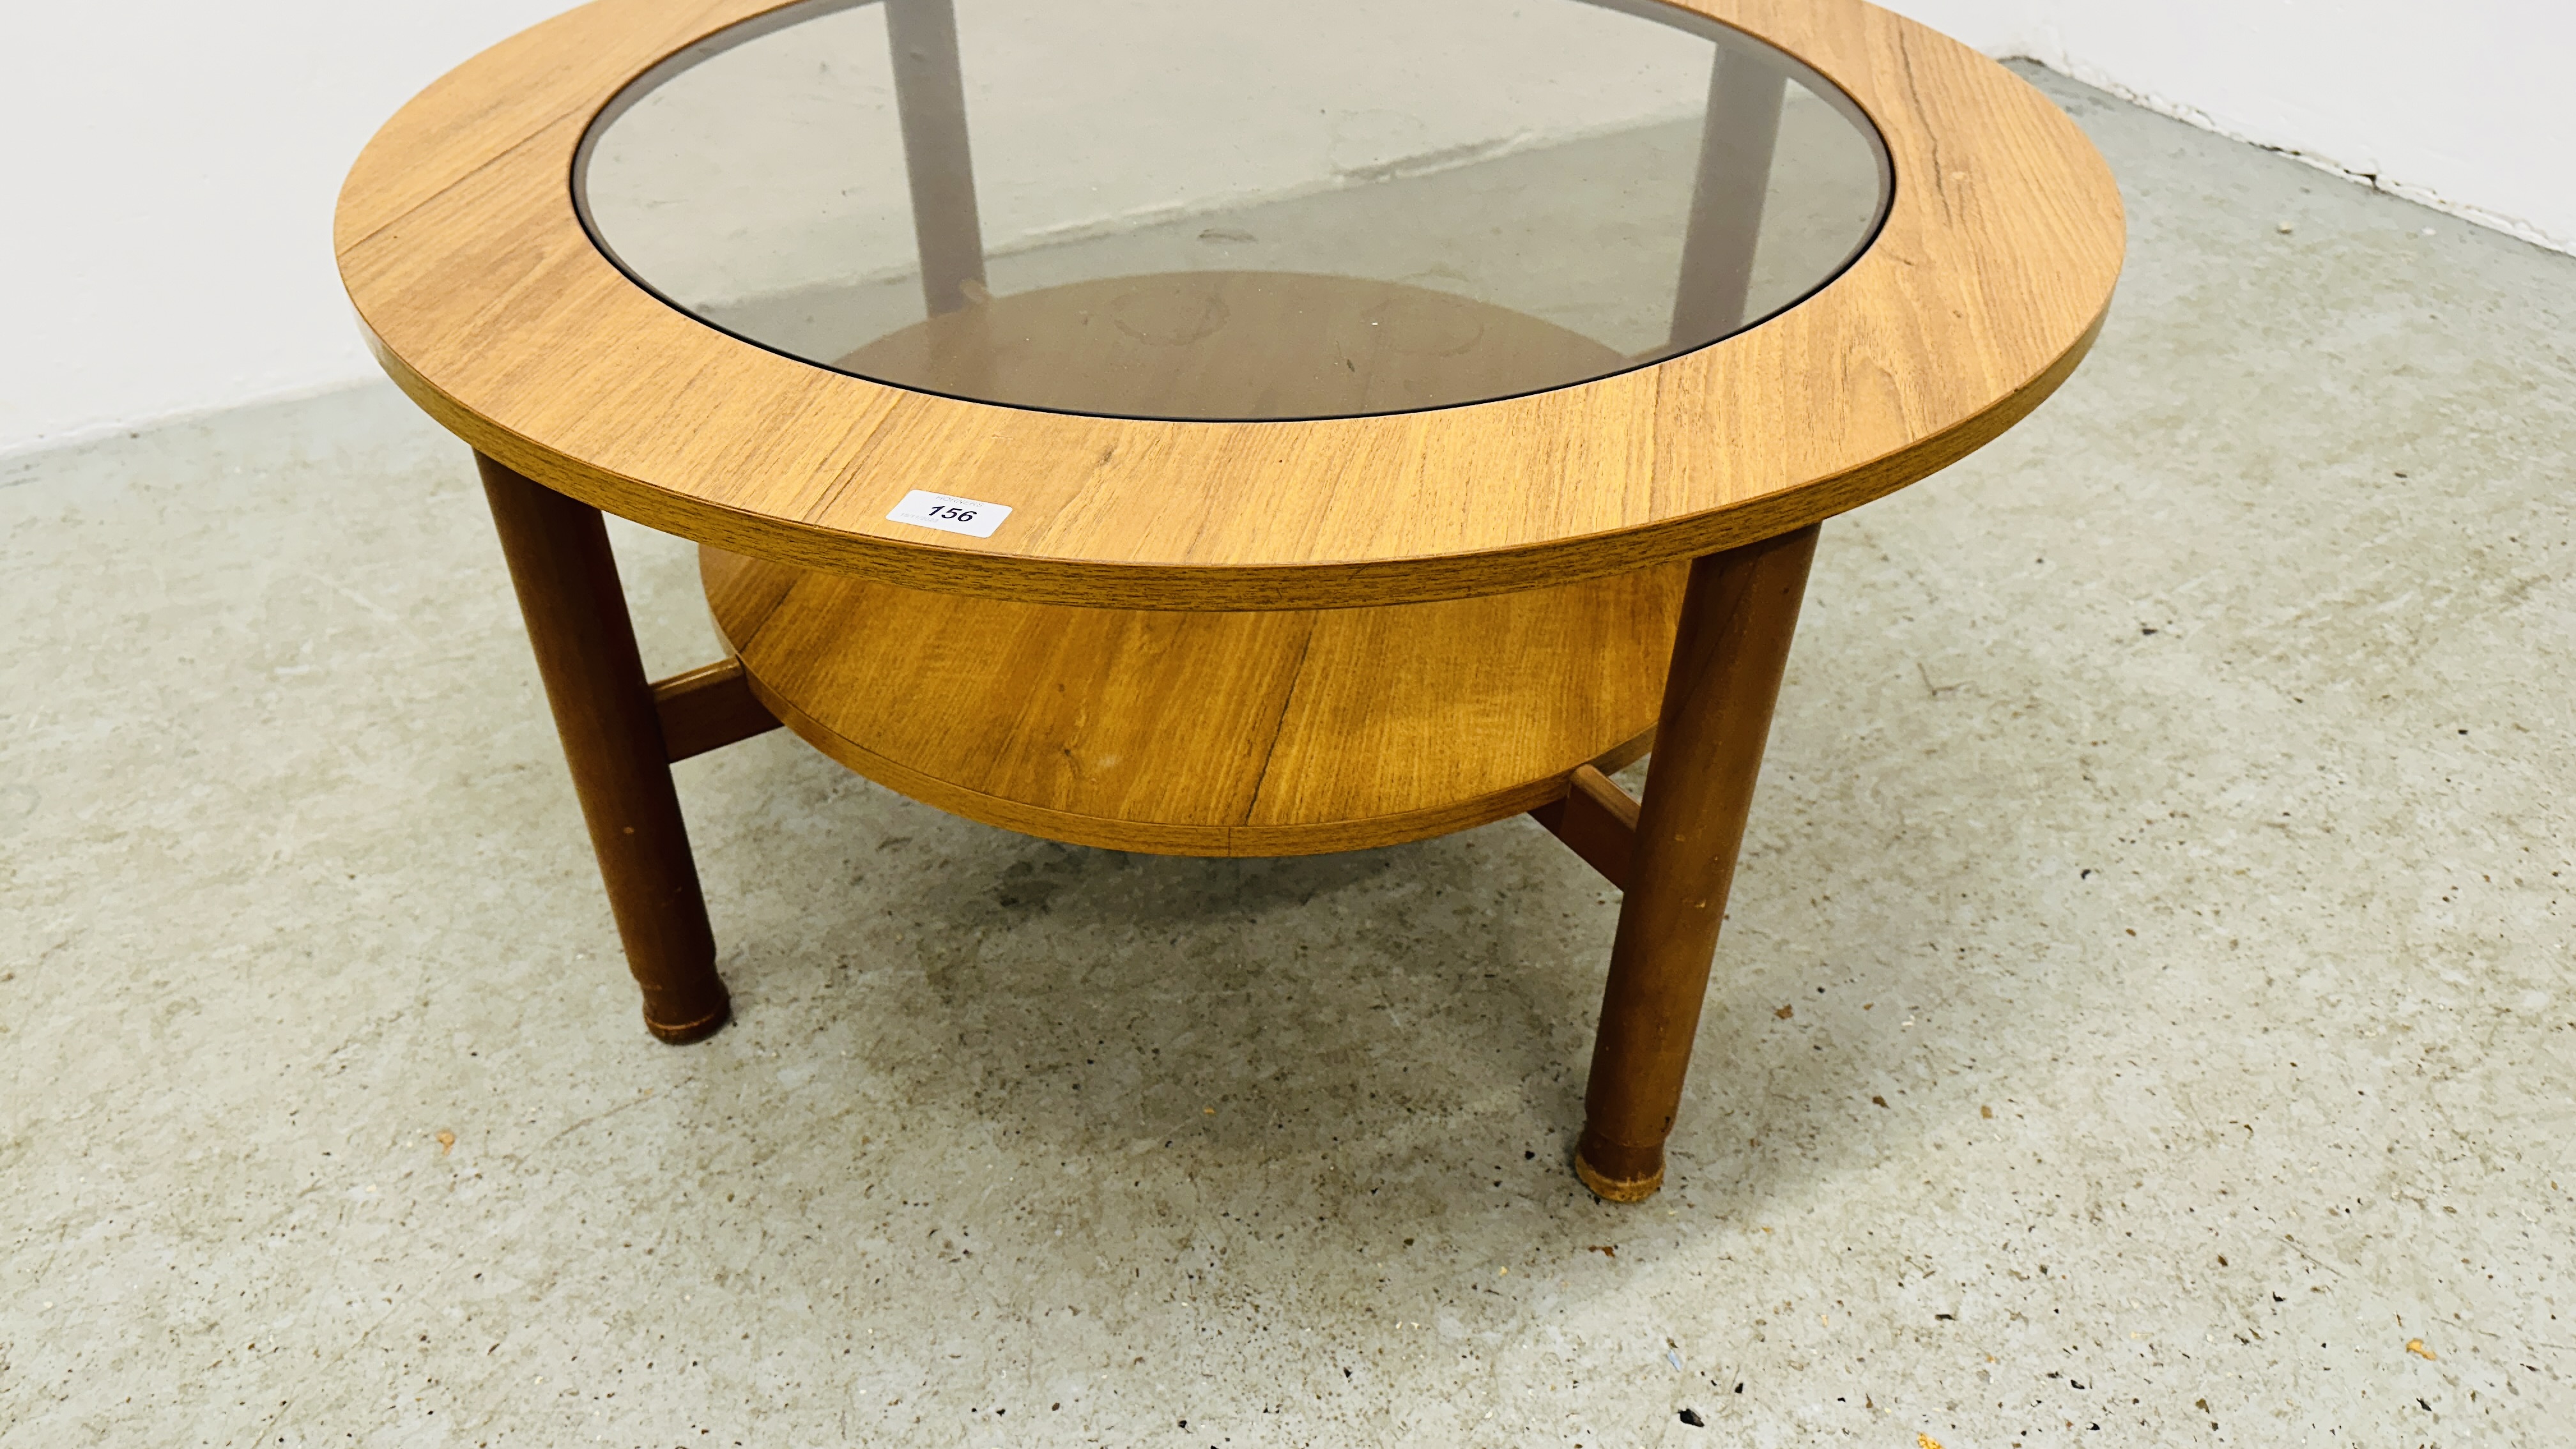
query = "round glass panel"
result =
(577, 0, 1890, 422)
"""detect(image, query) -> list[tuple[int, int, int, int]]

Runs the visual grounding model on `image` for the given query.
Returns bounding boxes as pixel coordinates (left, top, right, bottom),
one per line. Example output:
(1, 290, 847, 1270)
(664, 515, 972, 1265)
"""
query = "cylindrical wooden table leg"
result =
(1575, 523, 1819, 1201)
(477, 453, 731, 1043)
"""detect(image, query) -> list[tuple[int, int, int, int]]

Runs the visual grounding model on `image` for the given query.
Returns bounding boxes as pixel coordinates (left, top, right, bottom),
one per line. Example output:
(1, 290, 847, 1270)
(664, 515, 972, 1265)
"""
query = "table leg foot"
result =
(644, 997, 732, 1045)
(1573, 1147, 1667, 1204)
(1575, 524, 1818, 1202)
(479, 453, 732, 1044)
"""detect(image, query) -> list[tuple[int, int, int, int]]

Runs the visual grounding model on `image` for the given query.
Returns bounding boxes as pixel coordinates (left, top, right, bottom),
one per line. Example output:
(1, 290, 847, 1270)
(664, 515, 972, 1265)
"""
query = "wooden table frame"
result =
(480, 446, 1814, 1199)
(341, 0, 2123, 1202)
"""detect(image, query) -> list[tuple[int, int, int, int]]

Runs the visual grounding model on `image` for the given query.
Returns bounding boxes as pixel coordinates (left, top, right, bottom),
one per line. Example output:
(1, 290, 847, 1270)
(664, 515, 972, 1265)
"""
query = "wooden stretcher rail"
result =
(652, 657, 783, 762)
(1529, 763, 1644, 891)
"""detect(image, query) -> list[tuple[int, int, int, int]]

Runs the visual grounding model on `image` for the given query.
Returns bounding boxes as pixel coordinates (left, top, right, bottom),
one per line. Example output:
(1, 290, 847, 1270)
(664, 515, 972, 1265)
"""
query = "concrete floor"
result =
(4, 66, 2573, 1447)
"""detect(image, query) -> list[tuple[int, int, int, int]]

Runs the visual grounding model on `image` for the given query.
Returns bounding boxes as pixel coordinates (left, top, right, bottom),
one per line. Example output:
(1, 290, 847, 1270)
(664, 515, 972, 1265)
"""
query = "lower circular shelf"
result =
(705, 547, 1681, 855)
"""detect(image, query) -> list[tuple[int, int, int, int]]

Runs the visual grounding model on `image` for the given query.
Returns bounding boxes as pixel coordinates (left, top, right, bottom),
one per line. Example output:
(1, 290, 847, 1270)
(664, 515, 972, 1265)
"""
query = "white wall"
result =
(0, 2, 569, 459)
(3, 0, 2569, 459)
(1896, 0, 2576, 252)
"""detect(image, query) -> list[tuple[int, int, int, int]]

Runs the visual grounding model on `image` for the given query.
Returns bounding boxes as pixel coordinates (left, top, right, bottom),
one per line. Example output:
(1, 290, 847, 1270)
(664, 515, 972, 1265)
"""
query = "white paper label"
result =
(886, 489, 1012, 539)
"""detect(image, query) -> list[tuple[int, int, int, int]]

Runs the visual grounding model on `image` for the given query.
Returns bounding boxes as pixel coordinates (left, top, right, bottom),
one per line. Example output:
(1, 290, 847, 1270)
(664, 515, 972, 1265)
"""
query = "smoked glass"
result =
(577, 0, 1889, 421)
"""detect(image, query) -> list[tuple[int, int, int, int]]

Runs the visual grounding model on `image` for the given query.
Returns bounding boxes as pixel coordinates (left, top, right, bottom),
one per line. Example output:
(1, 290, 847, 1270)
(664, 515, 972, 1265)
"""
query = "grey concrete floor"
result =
(4, 66, 2573, 1447)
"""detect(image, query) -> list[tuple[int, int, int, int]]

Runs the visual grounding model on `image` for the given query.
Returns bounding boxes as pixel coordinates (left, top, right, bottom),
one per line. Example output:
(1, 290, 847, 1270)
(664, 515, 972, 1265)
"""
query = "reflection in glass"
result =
(578, 0, 1889, 421)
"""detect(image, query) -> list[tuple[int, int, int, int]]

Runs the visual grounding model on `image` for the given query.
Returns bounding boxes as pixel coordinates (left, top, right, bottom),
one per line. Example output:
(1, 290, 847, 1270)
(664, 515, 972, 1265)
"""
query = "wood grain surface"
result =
(1530, 762, 1644, 890)
(336, 0, 2124, 610)
(703, 546, 1678, 854)
(1576, 521, 1816, 1199)
(649, 656, 783, 762)
(480, 456, 732, 1042)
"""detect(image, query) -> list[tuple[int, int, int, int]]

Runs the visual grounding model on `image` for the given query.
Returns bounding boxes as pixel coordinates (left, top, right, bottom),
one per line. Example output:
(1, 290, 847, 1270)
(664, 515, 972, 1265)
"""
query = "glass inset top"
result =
(577, 0, 1890, 422)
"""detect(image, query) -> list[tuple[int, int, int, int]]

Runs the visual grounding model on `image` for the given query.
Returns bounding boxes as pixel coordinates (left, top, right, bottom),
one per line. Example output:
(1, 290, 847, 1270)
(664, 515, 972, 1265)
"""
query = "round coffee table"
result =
(337, 0, 2122, 1200)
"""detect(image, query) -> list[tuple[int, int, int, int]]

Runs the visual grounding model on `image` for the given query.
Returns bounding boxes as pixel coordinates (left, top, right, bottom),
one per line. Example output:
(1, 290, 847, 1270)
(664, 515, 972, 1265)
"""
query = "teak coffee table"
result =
(337, 0, 2122, 1200)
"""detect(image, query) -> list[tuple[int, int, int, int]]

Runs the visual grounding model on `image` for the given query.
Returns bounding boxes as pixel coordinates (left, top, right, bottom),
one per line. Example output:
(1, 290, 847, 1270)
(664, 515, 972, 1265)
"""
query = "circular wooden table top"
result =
(336, 0, 2123, 610)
